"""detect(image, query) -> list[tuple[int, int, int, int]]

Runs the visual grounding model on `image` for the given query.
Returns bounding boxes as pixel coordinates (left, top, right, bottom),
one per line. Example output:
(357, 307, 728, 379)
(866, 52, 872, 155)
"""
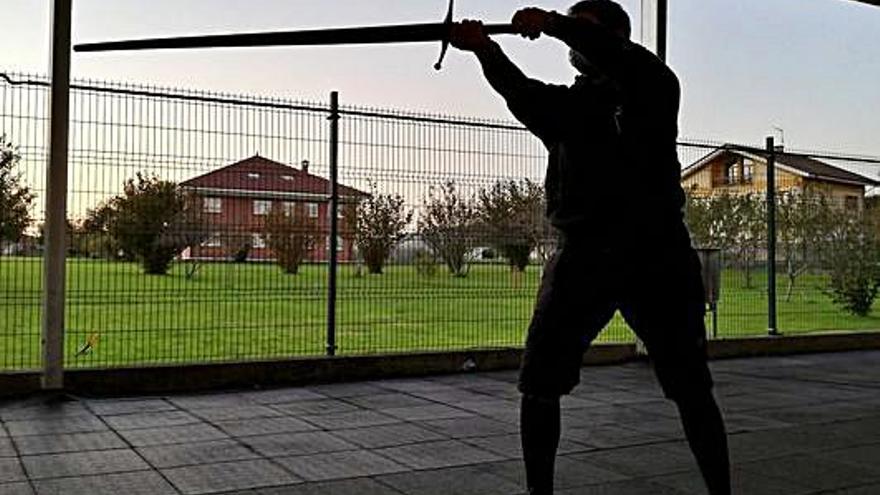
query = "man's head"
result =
(568, 0, 631, 39)
(567, 0, 631, 75)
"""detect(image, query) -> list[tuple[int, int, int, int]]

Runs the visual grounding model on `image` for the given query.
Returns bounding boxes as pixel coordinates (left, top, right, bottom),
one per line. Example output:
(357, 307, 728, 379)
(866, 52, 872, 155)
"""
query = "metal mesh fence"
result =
(679, 141, 880, 338)
(2, 72, 880, 371)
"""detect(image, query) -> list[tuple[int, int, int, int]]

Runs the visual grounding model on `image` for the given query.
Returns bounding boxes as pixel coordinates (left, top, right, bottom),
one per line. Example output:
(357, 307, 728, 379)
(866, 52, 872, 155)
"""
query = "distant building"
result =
(180, 155, 368, 262)
(682, 145, 878, 210)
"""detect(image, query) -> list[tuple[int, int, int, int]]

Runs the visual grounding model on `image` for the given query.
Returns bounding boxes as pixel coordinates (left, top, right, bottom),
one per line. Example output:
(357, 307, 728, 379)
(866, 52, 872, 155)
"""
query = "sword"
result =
(74, 0, 518, 70)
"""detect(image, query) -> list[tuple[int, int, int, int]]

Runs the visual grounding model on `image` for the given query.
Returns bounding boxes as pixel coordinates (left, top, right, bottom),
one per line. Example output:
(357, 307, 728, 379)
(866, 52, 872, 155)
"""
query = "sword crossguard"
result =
(433, 0, 455, 70)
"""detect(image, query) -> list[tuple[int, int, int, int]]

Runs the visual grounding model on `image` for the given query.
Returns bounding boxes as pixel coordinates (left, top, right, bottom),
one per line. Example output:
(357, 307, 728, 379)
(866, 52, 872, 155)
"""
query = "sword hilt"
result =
(433, 0, 455, 70)
(432, 0, 520, 70)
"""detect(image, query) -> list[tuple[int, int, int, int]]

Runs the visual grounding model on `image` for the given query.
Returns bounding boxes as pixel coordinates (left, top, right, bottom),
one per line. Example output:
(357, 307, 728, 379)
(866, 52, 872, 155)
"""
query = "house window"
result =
(283, 201, 296, 217)
(247, 172, 261, 180)
(326, 235, 344, 252)
(281, 175, 294, 181)
(253, 200, 272, 216)
(202, 233, 222, 248)
(307, 202, 319, 218)
(337, 208, 344, 219)
(726, 162, 740, 185)
(742, 159, 754, 183)
(252, 233, 266, 249)
(203, 197, 222, 214)
(845, 195, 859, 211)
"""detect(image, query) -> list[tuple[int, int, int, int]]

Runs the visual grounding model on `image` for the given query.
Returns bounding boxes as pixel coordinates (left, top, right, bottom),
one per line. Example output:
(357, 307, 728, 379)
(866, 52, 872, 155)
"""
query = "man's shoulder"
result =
(623, 41, 663, 64)
(624, 42, 679, 84)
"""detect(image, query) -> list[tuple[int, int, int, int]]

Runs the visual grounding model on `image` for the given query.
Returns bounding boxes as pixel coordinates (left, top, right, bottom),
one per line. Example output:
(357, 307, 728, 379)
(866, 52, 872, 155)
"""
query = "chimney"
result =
(301, 159, 310, 174)
(772, 126, 785, 153)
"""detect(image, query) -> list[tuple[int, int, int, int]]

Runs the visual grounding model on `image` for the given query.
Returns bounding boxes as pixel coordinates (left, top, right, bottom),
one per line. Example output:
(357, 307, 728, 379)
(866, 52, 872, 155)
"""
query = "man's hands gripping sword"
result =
(450, 7, 555, 52)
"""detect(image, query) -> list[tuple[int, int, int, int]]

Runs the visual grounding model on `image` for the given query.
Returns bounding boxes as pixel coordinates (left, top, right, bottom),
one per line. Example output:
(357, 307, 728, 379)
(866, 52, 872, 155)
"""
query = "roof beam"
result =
(848, 0, 880, 7)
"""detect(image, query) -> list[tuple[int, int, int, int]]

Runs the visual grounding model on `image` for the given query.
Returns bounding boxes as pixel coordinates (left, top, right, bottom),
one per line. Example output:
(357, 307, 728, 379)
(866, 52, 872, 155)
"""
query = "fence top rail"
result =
(3, 71, 880, 164)
(1, 71, 526, 131)
(678, 139, 880, 165)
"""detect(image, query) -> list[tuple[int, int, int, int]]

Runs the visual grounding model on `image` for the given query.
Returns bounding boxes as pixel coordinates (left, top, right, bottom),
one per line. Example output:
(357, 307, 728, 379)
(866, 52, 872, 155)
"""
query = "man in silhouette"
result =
(450, 2, 730, 494)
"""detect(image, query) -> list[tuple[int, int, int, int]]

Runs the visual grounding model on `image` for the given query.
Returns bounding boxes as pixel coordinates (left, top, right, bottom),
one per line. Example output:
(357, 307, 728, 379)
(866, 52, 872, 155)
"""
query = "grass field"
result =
(2, 257, 879, 370)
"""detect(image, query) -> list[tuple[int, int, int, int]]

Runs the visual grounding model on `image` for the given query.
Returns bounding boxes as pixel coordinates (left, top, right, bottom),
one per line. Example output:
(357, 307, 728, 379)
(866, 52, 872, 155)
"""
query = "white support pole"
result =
(42, 0, 72, 390)
(640, 0, 668, 61)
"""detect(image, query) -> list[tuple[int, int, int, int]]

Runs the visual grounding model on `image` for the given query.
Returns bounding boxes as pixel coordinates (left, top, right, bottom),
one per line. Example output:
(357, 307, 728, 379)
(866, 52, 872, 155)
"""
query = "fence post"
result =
(42, 0, 73, 390)
(326, 91, 340, 356)
(766, 137, 780, 336)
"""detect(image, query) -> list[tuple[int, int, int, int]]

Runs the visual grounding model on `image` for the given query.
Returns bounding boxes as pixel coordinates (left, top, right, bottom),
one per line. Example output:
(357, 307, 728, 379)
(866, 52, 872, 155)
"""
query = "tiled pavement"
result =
(2, 350, 880, 494)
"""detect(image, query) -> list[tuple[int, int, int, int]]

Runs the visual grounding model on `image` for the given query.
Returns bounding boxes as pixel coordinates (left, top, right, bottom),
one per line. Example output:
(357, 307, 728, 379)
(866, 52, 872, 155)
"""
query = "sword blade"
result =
(75, 23, 518, 53)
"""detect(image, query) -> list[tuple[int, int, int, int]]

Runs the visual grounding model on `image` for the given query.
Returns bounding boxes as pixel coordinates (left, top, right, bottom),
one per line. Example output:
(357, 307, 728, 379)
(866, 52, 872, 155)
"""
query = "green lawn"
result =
(1, 257, 878, 370)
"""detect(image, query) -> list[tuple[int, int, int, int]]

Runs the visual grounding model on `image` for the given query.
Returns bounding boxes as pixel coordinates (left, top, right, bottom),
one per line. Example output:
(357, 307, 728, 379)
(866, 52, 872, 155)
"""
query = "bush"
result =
(822, 214, 880, 316)
(419, 181, 477, 277)
(91, 174, 208, 274)
(477, 179, 547, 272)
(109, 175, 188, 274)
(263, 204, 319, 275)
(828, 272, 880, 317)
(351, 183, 412, 275)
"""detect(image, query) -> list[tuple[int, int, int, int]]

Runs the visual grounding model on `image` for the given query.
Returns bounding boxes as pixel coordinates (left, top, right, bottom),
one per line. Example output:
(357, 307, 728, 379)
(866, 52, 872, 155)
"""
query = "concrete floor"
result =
(2, 350, 879, 494)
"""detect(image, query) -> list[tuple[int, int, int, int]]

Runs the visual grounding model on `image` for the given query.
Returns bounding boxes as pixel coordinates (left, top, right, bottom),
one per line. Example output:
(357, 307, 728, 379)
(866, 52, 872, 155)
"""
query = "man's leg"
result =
(674, 391, 731, 495)
(521, 393, 561, 495)
(518, 243, 614, 495)
(620, 245, 731, 495)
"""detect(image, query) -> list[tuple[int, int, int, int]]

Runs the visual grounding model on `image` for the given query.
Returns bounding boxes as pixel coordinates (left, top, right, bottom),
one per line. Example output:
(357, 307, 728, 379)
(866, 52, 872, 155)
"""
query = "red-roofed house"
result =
(181, 155, 368, 262)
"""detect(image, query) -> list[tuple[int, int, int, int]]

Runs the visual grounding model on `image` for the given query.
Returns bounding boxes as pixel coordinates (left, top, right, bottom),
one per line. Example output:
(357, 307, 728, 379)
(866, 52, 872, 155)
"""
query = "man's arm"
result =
(512, 8, 628, 82)
(513, 8, 675, 99)
(450, 20, 567, 145)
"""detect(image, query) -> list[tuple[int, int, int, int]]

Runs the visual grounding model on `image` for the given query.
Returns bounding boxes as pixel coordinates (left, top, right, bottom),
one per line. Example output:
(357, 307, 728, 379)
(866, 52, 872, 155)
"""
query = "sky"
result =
(1, 0, 880, 157)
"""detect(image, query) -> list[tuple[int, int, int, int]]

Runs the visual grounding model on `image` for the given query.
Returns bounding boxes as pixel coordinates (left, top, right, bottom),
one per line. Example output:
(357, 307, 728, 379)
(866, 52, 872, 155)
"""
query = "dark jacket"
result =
(475, 13, 687, 246)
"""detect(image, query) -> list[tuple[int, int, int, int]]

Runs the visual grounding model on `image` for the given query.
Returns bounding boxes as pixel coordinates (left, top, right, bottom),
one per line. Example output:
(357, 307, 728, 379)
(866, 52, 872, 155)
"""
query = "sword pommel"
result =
(433, 0, 455, 70)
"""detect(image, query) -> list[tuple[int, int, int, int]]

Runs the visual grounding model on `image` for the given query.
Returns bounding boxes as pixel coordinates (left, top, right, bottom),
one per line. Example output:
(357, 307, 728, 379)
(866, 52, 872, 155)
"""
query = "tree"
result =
(419, 181, 477, 277)
(76, 201, 125, 259)
(684, 191, 741, 254)
(729, 193, 765, 289)
(821, 209, 880, 316)
(776, 189, 834, 301)
(683, 187, 714, 248)
(477, 179, 546, 272)
(684, 190, 764, 288)
(0, 136, 33, 252)
(350, 182, 412, 274)
(263, 202, 320, 275)
(106, 173, 201, 275)
(165, 193, 212, 279)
